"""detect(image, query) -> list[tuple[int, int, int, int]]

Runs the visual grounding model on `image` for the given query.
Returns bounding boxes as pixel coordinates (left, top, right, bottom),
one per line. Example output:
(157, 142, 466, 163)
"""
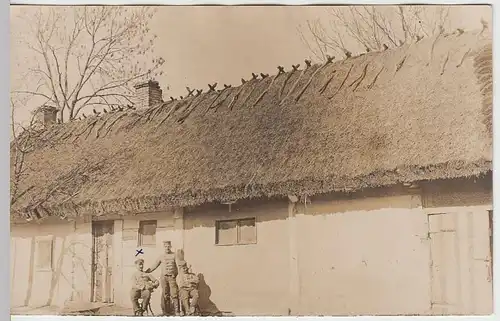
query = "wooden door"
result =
(428, 212, 460, 314)
(428, 211, 493, 315)
(92, 221, 114, 303)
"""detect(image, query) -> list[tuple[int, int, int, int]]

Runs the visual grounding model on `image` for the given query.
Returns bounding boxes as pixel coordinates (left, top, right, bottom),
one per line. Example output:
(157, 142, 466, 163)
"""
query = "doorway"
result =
(428, 210, 493, 315)
(91, 221, 114, 303)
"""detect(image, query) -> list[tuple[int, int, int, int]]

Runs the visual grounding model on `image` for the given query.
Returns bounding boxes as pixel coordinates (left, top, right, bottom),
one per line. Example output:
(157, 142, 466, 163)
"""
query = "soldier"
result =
(177, 260, 200, 316)
(145, 240, 180, 316)
(130, 258, 159, 316)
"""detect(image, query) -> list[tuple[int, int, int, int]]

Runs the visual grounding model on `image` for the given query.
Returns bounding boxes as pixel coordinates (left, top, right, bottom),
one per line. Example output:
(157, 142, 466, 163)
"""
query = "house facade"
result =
(10, 31, 493, 316)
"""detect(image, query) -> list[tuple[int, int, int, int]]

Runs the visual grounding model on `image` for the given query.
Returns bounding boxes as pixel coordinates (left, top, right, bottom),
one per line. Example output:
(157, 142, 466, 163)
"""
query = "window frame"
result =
(36, 237, 54, 272)
(215, 217, 257, 246)
(138, 220, 157, 247)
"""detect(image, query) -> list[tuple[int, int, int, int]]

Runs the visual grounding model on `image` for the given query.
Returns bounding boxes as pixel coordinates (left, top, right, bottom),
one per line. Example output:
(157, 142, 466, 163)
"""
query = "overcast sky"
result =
(10, 5, 492, 124)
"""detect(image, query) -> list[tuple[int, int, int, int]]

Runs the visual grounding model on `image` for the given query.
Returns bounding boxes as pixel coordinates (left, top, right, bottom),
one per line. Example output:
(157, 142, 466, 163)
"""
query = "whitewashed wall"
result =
(111, 210, 181, 313)
(10, 178, 493, 316)
(183, 201, 290, 316)
(10, 218, 89, 308)
(422, 179, 493, 315)
(296, 194, 431, 315)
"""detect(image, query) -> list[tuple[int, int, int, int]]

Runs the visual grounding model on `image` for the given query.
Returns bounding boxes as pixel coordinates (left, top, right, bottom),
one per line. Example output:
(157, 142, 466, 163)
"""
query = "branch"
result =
(15, 6, 162, 122)
(48, 45, 71, 118)
(297, 23, 324, 61)
(12, 90, 56, 103)
(73, 92, 134, 117)
(10, 97, 41, 205)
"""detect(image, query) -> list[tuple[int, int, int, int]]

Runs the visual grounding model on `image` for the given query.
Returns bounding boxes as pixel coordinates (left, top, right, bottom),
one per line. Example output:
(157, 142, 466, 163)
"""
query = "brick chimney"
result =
(134, 80, 163, 109)
(36, 105, 59, 126)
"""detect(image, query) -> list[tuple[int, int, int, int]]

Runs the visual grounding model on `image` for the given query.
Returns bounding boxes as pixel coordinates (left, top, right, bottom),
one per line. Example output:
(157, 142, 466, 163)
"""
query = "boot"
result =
(189, 306, 196, 316)
(173, 299, 181, 316)
(163, 298, 172, 316)
(160, 296, 167, 316)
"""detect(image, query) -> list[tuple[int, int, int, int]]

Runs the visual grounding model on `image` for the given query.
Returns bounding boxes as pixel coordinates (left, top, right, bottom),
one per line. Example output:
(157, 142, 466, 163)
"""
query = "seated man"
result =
(176, 260, 200, 316)
(130, 258, 159, 316)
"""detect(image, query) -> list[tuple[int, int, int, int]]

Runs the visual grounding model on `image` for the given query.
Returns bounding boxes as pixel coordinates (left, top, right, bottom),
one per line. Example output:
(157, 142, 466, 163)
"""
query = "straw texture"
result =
(10, 31, 492, 220)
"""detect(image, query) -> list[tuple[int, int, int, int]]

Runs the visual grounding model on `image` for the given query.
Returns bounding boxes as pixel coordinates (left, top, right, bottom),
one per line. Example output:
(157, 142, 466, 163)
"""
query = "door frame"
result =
(425, 206, 493, 315)
(91, 220, 115, 303)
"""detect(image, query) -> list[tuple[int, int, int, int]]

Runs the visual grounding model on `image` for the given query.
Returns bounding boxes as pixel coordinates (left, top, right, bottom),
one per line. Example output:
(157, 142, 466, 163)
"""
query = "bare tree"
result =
(10, 96, 109, 214)
(11, 6, 165, 122)
(298, 5, 451, 60)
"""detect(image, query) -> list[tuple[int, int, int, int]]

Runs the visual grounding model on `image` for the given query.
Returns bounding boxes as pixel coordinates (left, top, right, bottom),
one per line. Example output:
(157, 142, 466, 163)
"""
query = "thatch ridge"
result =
(11, 30, 493, 221)
(473, 43, 493, 136)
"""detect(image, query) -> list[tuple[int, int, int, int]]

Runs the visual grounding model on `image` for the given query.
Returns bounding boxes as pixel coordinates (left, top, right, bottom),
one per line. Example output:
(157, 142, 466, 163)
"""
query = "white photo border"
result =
(4, 1, 498, 321)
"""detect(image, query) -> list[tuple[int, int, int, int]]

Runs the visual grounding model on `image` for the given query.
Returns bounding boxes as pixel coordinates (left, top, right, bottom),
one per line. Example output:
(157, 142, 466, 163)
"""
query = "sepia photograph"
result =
(9, 3, 493, 317)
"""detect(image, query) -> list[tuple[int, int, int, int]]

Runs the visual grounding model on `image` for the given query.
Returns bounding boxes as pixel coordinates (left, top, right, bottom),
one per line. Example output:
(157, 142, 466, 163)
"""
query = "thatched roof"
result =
(10, 31, 492, 221)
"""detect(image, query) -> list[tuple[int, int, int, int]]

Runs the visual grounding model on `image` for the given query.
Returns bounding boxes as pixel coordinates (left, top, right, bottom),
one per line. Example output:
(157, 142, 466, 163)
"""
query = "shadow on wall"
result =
(15, 235, 72, 307)
(184, 198, 288, 231)
(53, 240, 94, 303)
(23, 237, 36, 306)
(183, 187, 415, 232)
(197, 273, 225, 317)
(139, 271, 227, 316)
(46, 236, 68, 306)
(12, 231, 93, 308)
(45, 240, 92, 306)
(183, 175, 493, 231)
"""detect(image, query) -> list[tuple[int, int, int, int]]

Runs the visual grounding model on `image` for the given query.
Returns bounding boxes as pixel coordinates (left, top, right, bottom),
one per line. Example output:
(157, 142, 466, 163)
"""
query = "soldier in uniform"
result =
(177, 260, 200, 316)
(145, 240, 180, 316)
(130, 258, 159, 316)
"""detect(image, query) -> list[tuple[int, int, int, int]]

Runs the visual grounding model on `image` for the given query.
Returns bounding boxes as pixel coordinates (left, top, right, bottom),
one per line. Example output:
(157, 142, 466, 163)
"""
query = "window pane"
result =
(216, 221, 237, 245)
(239, 218, 256, 244)
(37, 240, 52, 269)
(139, 221, 157, 246)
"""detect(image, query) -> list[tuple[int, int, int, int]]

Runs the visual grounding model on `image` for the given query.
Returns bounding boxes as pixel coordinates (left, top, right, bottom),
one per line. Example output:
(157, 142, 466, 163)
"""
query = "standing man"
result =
(145, 240, 180, 316)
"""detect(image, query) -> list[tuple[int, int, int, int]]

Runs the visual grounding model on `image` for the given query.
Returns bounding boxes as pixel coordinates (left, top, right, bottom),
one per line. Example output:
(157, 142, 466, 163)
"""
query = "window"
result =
(138, 220, 157, 246)
(215, 218, 256, 245)
(36, 239, 53, 271)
